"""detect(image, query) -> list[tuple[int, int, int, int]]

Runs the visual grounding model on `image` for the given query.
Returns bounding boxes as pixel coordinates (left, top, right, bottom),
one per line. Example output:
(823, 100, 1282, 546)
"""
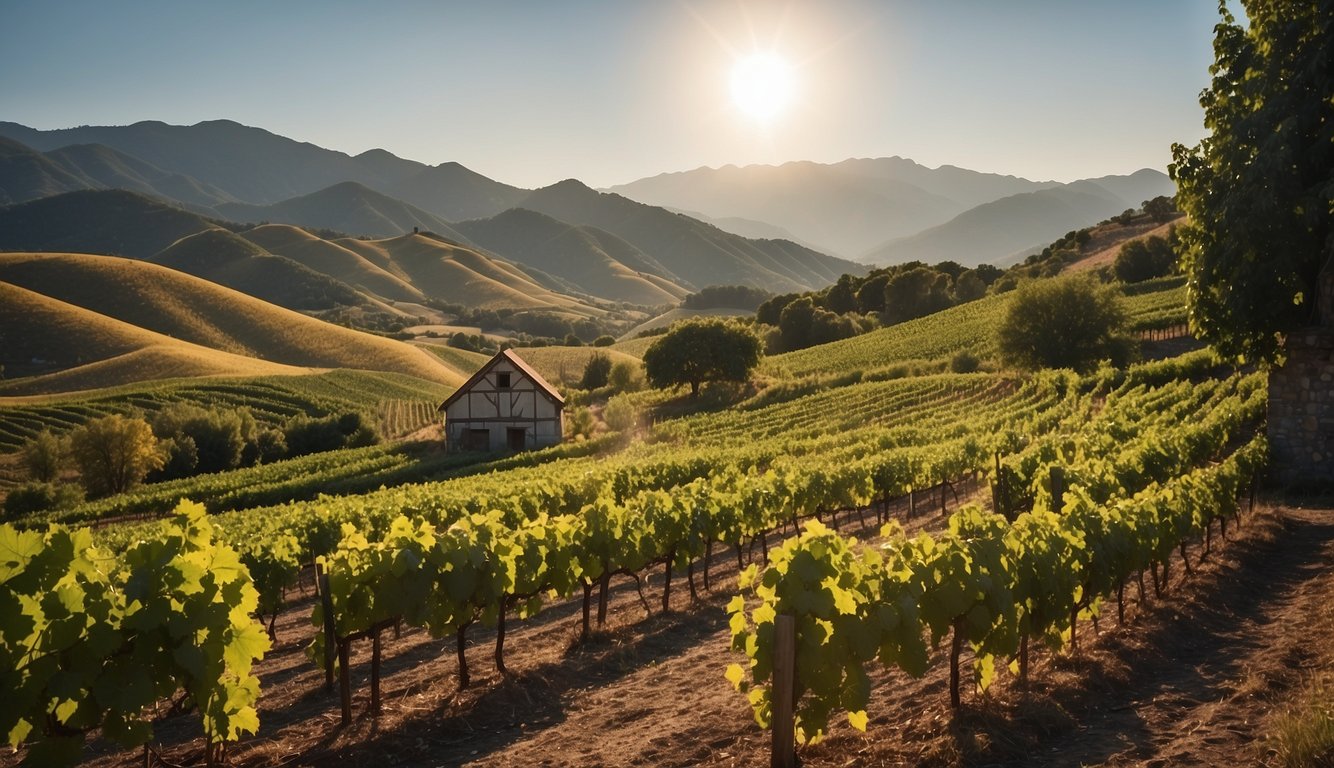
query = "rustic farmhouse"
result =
(438, 348, 565, 451)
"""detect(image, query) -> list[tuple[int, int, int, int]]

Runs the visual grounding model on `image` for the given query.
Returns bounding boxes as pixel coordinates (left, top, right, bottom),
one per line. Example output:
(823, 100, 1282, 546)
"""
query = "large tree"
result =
(1170, 0, 1333, 364)
(642, 318, 762, 396)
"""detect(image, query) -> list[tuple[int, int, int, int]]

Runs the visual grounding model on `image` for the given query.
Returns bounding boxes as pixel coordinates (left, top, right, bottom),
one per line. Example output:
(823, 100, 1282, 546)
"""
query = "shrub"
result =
(579, 353, 613, 390)
(608, 361, 645, 393)
(19, 431, 63, 483)
(4, 481, 84, 519)
(997, 276, 1136, 372)
(950, 350, 981, 373)
(68, 414, 164, 497)
(603, 395, 640, 433)
(592, 335, 616, 347)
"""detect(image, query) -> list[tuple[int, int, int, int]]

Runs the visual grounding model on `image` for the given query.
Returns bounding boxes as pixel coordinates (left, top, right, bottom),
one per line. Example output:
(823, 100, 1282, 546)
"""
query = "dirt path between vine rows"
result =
(62, 496, 1333, 768)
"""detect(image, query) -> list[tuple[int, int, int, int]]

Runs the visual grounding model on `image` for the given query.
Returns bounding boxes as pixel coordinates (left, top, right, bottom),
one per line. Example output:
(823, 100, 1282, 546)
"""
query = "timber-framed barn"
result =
(437, 348, 565, 451)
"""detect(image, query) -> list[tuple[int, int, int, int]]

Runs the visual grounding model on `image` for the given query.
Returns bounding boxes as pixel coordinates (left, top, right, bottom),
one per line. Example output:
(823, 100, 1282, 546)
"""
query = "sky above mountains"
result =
(1, 0, 1218, 189)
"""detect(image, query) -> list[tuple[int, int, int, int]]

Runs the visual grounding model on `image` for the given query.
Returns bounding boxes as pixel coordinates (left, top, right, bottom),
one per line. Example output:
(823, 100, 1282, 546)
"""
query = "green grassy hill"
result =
(0, 253, 465, 392)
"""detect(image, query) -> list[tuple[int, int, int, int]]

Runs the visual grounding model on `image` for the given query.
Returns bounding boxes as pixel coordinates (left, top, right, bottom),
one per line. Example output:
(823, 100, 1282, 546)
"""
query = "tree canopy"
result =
(997, 276, 1134, 373)
(642, 318, 762, 396)
(1170, 0, 1333, 364)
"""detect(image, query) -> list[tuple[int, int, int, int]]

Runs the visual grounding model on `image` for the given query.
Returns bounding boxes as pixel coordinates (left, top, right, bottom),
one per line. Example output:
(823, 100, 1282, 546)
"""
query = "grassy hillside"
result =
(0, 253, 463, 390)
(0, 188, 221, 258)
(618, 307, 754, 339)
(771, 278, 1187, 377)
(509, 346, 643, 387)
(0, 280, 306, 392)
(152, 228, 370, 311)
(1064, 218, 1183, 274)
(455, 208, 690, 305)
(241, 224, 426, 303)
(337, 233, 605, 316)
(215, 181, 472, 241)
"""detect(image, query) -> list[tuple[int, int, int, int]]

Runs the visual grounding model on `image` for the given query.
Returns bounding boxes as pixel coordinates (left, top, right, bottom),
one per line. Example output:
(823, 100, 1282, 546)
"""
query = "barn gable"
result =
(438, 348, 564, 451)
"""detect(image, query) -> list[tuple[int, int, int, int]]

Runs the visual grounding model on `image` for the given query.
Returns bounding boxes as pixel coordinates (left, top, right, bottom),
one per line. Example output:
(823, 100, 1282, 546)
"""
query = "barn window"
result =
(496, 372, 511, 389)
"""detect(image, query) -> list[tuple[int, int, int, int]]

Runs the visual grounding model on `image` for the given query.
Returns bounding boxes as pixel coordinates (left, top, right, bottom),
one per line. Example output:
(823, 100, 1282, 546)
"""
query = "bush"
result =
(565, 406, 597, 441)
(19, 431, 63, 483)
(1114, 233, 1178, 283)
(4, 481, 85, 519)
(68, 414, 164, 497)
(603, 395, 640, 433)
(608, 361, 644, 393)
(283, 411, 379, 457)
(997, 276, 1136, 372)
(579, 353, 613, 390)
(592, 335, 616, 347)
(950, 350, 981, 373)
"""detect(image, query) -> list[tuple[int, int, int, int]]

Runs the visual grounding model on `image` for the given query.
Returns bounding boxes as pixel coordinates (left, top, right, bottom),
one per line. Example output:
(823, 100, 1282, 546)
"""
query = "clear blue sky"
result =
(0, 0, 1220, 189)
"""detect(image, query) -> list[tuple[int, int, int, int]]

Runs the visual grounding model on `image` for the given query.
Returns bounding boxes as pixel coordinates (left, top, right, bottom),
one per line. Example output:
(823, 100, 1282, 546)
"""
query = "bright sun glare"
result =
(730, 53, 795, 124)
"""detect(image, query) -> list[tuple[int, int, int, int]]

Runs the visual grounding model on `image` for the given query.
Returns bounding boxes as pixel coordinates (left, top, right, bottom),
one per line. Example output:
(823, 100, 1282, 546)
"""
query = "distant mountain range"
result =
(0, 121, 864, 295)
(0, 118, 1174, 293)
(606, 158, 1174, 266)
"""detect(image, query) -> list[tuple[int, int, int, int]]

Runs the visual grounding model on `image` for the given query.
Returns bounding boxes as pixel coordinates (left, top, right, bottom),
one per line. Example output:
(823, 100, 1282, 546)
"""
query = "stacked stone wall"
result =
(1268, 266, 1334, 487)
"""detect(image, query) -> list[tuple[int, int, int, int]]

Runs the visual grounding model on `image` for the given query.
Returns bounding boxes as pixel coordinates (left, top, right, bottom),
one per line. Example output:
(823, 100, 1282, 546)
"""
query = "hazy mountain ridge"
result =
(453, 208, 691, 306)
(0, 190, 608, 316)
(606, 158, 1173, 266)
(517, 178, 866, 293)
(0, 121, 859, 294)
(863, 170, 1176, 267)
(604, 157, 1058, 258)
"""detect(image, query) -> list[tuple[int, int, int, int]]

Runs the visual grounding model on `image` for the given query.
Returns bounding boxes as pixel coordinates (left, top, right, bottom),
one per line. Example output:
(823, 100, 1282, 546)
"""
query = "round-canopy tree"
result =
(1170, 0, 1333, 364)
(997, 276, 1134, 372)
(642, 317, 762, 396)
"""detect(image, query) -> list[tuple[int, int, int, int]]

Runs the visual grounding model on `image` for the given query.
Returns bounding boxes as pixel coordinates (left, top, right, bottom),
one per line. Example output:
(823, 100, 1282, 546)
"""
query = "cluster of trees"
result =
(1114, 228, 1180, 284)
(427, 302, 635, 345)
(756, 261, 1005, 353)
(680, 285, 773, 311)
(5, 406, 380, 517)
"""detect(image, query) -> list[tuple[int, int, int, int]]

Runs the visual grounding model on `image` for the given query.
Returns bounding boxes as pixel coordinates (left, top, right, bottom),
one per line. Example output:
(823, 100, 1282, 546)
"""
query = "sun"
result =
(730, 52, 795, 124)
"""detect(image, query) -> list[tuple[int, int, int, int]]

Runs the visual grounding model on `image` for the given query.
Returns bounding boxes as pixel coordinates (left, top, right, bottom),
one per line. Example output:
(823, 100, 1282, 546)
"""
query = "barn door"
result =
(506, 428, 526, 451)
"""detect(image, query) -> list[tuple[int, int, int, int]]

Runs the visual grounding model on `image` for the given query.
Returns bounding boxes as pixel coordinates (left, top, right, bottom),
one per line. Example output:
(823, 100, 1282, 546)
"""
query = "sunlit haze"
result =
(0, 1, 1219, 188)
(730, 53, 797, 125)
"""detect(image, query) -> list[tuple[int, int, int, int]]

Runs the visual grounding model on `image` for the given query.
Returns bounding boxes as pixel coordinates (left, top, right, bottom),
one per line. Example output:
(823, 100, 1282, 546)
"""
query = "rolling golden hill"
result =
(0, 253, 466, 392)
(152, 228, 370, 311)
(241, 224, 427, 303)
(336, 233, 604, 316)
(0, 281, 307, 394)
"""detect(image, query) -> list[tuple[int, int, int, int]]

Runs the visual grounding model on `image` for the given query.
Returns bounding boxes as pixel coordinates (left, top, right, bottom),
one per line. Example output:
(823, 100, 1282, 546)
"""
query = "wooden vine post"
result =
(317, 564, 336, 692)
(771, 614, 797, 768)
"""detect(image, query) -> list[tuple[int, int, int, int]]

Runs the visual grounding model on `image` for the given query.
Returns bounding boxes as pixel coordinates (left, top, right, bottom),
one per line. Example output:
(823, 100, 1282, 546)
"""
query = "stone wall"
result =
(1267, 266, 1334, 487)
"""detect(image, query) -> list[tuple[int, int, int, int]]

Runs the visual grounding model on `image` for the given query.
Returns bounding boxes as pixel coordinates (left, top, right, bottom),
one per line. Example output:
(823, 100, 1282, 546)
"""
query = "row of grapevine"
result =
(1, 502, 269, 766)
(727, 425, 1264, 748)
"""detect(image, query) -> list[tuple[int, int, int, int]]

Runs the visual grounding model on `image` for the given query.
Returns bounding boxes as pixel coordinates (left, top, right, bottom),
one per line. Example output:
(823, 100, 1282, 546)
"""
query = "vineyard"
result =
(2, 333, 1313, 768)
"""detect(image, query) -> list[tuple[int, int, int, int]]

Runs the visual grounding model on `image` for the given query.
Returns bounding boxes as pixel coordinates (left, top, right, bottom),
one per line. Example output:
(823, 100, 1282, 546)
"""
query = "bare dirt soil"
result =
(54, 493, 1334, 768)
